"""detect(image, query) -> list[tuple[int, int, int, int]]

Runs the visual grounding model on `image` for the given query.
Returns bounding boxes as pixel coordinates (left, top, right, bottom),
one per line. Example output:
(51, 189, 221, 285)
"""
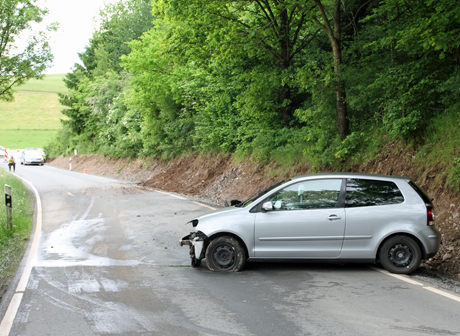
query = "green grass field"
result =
(0, 92, 65, 130)
(0, 130, 58, 149)
(0, 74, 67, 149)
(15, 74, 68, 93)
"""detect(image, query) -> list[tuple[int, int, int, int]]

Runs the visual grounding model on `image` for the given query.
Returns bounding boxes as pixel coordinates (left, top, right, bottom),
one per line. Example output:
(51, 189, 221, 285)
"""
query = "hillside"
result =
(0, 74, 67, 149)
(14, 74, 68, 93)
(49, 146, 460, 282)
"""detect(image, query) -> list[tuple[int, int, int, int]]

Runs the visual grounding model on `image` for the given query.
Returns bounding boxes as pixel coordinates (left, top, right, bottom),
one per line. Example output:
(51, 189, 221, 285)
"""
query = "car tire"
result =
(205, 236, 246, 272)
(379, 235, 421, 274)
(191, 257, 201, 267)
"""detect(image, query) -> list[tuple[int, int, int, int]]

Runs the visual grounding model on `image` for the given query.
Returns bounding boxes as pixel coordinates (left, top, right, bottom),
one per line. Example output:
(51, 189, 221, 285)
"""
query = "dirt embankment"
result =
(50, 148, 460, 281)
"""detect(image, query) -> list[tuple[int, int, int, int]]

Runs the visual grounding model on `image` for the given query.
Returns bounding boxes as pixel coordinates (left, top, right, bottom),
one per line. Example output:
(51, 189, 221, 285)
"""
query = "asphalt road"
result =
(1, 163, 460, 335)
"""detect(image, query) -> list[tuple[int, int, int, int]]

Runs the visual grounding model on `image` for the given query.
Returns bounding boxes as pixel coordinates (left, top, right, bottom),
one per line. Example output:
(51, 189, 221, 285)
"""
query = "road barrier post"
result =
(84, 167, 87, 174)
(69, 157, 72, 171)
(4, 184, 12, 231)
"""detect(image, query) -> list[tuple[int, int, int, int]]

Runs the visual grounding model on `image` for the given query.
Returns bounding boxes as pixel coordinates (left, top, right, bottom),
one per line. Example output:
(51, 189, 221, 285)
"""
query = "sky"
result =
(30, 0, 121, 74)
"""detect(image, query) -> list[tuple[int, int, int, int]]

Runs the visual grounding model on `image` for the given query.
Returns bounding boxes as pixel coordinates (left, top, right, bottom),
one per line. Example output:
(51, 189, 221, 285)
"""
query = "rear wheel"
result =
(205, 236, 246, 272)
(379, 235, 421, 274)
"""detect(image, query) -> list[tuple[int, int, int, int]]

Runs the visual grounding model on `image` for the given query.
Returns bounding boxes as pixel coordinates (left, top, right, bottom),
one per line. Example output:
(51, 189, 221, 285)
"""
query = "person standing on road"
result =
(8, 155, 16, 172)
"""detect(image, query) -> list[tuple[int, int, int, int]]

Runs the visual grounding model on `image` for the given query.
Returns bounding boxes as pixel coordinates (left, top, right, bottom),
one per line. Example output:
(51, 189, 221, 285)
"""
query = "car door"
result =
(254, 179, 345, 258)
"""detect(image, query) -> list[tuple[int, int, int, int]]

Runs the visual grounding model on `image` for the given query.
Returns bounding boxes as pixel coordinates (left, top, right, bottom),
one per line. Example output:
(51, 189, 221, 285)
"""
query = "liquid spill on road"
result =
(34, 216, 142, 268)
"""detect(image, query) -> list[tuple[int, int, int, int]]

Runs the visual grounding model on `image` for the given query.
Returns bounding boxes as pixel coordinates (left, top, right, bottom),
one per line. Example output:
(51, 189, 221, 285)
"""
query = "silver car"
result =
(20, 148, 44, 165)
(180, 173, 441, 274)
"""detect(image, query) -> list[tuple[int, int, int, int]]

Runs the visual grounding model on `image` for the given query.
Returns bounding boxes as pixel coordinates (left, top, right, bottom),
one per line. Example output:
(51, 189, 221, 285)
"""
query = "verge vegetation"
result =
(0, 169, 34, 300)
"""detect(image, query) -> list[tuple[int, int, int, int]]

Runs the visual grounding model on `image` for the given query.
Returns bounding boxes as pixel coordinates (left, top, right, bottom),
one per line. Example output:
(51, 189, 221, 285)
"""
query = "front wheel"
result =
(379, 235, 421, 274)
(191, 257, 201, 267)
(205, 236, 246, 272)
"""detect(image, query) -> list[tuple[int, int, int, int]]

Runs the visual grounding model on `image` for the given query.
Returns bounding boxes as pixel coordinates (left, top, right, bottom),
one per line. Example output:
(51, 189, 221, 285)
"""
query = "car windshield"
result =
(25, 150, 41, 156)
(237, 179, 291, 208)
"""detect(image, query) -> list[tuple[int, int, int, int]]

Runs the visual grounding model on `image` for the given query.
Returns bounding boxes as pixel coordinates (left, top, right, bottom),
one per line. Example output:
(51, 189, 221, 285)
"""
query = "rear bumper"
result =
(25, 160, 44, 165)
(422, 229, 442, 259)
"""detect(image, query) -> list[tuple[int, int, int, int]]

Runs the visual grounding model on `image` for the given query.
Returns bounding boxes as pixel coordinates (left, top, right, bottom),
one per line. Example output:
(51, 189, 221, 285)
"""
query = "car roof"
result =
(291, 172, 411, 182)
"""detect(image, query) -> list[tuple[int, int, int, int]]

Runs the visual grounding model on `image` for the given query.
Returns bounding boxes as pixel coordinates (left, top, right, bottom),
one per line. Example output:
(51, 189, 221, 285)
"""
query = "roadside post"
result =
(4, 184, 12, 231)
(69, 157, 72, 171)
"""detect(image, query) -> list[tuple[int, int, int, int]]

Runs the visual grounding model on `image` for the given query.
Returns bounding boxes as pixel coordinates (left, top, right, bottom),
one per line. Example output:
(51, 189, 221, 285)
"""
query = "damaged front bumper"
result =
(180, 231, 208, 265)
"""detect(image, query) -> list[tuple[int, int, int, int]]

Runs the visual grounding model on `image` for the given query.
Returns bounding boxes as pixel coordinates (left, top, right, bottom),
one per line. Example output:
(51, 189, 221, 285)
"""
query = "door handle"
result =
(328, 215, 342, 221)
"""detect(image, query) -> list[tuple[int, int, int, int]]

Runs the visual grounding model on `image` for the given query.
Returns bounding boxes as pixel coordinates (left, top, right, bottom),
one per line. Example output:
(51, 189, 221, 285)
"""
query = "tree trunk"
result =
(331, 1, 349, 139)
(279, 7, 291, 126)
(313, 0, 350, 138)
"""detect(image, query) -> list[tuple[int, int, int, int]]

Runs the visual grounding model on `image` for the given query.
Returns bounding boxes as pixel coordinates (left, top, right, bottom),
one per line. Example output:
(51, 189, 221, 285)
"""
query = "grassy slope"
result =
(0, 92, 64, 129)
(0, 130, 58, 149)
(15, 74, 68, 93)
(0, 74, 67, 149)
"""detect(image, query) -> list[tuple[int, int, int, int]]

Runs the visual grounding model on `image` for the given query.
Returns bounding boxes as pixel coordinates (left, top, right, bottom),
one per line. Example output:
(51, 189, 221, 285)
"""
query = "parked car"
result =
(20, 148, 44, 165)
(180, 173, 440, 274)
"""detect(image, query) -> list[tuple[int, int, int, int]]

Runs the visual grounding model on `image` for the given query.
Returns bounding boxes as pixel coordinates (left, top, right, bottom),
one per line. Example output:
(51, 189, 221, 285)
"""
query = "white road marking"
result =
(192, 201, 217, 210)
(369, 267, 424, 286)
(68, 192, 74, 196)
(424, 286, 460, 303)
(0, 294, 23, 336)
(155, 190, 217, 210)
(0, 177, 42, 336)
(154, 190, 186, 200)
(370, 266, 460, 303)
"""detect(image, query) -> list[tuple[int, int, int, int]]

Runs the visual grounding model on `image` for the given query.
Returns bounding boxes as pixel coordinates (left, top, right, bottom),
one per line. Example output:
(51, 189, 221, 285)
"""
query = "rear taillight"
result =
(427, 206, 435, 226)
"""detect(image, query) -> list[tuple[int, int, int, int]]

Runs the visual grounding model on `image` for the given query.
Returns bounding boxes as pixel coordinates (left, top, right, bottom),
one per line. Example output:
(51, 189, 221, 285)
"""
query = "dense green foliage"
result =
(48, 0, 153, 157)
(0, 0, 56, 101)
(47, 0, 460, 176)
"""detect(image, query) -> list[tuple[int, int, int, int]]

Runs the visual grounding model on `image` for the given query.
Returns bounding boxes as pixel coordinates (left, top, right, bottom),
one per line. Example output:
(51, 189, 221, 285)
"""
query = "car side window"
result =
(345, 179, 404, 207)
(268, 179, 342, 211)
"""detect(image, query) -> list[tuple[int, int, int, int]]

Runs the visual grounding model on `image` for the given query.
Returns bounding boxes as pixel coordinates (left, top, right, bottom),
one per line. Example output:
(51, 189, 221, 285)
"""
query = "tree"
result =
(94, 0, 154, 73)
(55, 0, 154, 156)
(355, 0, 460, 137)
(151, 0, 319, 127)
(296, 0, 371, 138)
(0, 0, 55, 101)
(308, 0, 350, 138)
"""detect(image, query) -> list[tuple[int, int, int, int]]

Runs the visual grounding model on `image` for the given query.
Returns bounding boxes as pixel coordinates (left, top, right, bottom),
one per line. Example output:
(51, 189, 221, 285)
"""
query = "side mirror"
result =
(262, 201, 273, 211)
(230, 199, 241, 206)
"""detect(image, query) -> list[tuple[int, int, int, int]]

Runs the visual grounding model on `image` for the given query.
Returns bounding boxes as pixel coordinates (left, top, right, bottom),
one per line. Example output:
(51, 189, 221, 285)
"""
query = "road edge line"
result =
(0, 175, 42, 336)
(369, 266, 460, 303)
